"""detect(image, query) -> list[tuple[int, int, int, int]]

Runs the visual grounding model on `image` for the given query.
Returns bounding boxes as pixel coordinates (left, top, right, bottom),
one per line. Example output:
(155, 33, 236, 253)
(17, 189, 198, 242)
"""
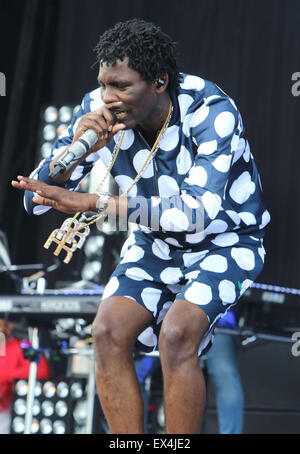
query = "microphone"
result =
(49, 112, 117, 178)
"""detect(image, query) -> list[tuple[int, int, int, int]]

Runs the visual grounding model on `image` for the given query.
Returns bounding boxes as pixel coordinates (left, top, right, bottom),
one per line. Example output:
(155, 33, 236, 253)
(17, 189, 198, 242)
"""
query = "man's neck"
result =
(139, 129, 160, 148)
(138, 92, 171, 147)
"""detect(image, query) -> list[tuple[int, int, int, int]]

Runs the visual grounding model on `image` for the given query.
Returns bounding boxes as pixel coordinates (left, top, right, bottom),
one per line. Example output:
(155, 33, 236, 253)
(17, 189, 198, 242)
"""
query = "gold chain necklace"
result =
(44, 100, 173, 263)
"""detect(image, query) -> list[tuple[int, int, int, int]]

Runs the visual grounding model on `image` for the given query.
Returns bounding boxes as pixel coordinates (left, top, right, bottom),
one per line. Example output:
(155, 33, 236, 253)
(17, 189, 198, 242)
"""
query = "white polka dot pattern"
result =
(125, 267, 153, 281)
(197, 140, 218, 155)
(185, 282, 212, 305)
(229, 172, 256, 204)
(218, 280, 236, 304)
(212, 154, 232, 173)
(239, 279, 253, 295)
(231, 247, 255, 271)
(120, 245, 144, 263)
(184, 166, 208, 187)
(160, 208, 190, 232)
(200, 254, 228, 273)
(211, 232, 239, 247)
(214, 111, 236, 138)
(133, 149, 154, 178)
(159, 125, 180, 151)
(202, 192, 222, 219)
(180, 75, 205, 91)
(157, 175, 180, 197)
(178, 94, 194, 118)
(152, 239, 172, 260)
(120, 130, 135, 150)
(137, 327, 157, 348)
(26, 71, 270, 264)
(176, 146, 192, 174)
(115, 175, 137, 197)
(102, 276, 119, 299)
(160, 267, 183, 284)
(191, 106, 210, 127)
(182, 250, 209, 267)
(141, 287, 162, 316)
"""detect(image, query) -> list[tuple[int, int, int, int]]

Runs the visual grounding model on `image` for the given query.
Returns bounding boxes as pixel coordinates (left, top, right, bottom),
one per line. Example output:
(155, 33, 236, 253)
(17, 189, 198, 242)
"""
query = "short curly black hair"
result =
(94, 19, 181, 92)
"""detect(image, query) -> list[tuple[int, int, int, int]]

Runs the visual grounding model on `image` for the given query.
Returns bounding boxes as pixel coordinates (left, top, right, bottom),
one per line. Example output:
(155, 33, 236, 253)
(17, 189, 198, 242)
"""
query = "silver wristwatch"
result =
(96, 191, 111, 213)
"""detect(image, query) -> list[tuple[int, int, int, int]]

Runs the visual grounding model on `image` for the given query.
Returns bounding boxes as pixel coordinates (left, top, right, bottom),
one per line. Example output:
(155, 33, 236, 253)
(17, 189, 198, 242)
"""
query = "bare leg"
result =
(159, 299, 210, 434)
(92, 296, 153, 434)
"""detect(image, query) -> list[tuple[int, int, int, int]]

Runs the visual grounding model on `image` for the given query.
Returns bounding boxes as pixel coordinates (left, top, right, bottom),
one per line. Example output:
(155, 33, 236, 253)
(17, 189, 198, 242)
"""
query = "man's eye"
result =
(117, 84, 129, 90)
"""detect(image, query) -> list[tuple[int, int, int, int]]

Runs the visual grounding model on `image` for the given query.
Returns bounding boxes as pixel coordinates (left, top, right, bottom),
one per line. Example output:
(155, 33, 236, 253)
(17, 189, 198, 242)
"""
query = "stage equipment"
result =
(2, 282, 299, 434)
(0, 289, 103, 323)
(2, 288, 103, 435)
(239, 282, 300, 341)
(0, 228, 61, 294)
(81, 233, 105, 283)
(38, 105, 80, 162)
(10, 377, 87, 434)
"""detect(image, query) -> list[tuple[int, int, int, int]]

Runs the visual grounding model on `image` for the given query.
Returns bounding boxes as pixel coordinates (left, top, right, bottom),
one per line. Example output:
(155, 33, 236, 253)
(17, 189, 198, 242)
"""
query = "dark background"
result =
(0, 0, 300, 434)
(1, 0, 299, 288)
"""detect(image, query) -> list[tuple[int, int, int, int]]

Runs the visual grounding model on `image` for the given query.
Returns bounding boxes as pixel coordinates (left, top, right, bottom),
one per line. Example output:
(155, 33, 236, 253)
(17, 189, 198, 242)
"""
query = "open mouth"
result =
(113, 110, 128, 121)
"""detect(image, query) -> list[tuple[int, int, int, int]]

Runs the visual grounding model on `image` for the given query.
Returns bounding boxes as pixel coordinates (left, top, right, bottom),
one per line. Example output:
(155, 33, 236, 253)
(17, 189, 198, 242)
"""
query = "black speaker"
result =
(204, 340, 300, 434)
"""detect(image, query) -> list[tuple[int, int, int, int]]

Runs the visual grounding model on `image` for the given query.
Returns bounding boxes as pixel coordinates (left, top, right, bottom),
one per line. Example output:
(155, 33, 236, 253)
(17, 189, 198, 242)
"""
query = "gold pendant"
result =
(44, 217, 90, 264)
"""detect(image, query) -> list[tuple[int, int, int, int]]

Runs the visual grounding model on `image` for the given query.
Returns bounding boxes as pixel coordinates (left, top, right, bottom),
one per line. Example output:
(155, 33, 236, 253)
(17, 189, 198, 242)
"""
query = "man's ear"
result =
(154, 74, 169, 92)
(156, 77, 165, 88)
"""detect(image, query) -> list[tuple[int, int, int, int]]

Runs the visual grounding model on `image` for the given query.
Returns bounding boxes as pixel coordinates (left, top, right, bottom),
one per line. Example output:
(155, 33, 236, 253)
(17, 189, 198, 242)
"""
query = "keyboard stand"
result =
(22, 333, 96, 434)
(24, 327, 39, 434)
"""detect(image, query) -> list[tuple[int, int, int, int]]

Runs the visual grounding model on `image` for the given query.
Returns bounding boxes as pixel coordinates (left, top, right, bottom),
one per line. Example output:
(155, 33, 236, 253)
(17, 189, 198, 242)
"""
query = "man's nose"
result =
(101, 86, 119, 104)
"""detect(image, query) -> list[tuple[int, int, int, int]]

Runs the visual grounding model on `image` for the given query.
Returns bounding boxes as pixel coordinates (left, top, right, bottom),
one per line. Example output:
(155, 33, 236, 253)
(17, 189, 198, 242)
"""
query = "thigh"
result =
(175, 236, 265, 355)
(94, 295, 154, 342)
(160, 298, 210, 347)
(96, 272, 176, 353)
(100, 230, 180, 353)
(158, 298, 211, 364)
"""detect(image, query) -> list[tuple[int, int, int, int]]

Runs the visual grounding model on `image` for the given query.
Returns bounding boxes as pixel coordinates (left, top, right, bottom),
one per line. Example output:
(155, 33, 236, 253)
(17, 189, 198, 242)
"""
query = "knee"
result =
(92, 316, 128, 359)
(159, 322, 197, 367)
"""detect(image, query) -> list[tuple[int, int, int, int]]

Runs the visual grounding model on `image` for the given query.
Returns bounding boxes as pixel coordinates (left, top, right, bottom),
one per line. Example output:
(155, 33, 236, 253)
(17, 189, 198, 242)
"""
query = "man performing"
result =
(12, 19, 270, 433)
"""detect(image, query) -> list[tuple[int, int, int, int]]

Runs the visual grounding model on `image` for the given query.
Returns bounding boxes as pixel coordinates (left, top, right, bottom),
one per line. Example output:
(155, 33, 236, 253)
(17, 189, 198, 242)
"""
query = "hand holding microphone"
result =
(49, 104, 126, 179)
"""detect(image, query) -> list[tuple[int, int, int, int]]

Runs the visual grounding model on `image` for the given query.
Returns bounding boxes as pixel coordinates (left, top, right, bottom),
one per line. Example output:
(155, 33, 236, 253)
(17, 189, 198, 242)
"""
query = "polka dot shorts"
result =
(101, 229, 266, 356)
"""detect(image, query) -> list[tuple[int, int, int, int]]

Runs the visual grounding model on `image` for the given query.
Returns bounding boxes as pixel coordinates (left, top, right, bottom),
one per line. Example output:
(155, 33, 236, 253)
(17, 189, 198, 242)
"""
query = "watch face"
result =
(96, 192, 110, 212)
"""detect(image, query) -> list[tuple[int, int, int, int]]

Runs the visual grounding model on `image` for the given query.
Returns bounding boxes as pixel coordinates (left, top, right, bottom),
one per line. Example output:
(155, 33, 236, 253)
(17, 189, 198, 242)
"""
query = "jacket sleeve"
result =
(127, 96, 241, 234)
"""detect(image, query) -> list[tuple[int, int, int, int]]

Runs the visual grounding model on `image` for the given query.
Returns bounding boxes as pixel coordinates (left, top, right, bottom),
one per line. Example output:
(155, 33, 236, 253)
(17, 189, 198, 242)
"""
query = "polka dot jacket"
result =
(24, 73, 271, 247)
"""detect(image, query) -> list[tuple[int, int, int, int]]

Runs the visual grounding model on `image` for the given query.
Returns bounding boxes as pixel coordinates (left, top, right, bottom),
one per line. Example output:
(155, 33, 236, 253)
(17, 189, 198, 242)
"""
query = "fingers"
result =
(11, 177, 33, 190)
(93, 102, 122, 123)
(11, 176, 47, 193)
(12, 176, 91, 214)
(74, 104, 125, 149)
(107, 122, 126, 143)
(32, 195, 54, 207)
(11, 177, 62, 204)
(32, 195, 72, 214)
(76, 114, 110, 141)
(11, 178, 55, 208)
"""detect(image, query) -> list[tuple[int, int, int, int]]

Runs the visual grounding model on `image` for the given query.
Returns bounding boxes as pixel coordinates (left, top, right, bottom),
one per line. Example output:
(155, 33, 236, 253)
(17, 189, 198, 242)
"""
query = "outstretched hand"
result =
(11, 176, 97, 214)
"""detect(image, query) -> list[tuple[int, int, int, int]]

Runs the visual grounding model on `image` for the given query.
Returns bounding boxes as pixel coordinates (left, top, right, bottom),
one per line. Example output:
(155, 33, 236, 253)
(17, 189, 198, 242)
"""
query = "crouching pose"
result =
(12, 19, 270, 434)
